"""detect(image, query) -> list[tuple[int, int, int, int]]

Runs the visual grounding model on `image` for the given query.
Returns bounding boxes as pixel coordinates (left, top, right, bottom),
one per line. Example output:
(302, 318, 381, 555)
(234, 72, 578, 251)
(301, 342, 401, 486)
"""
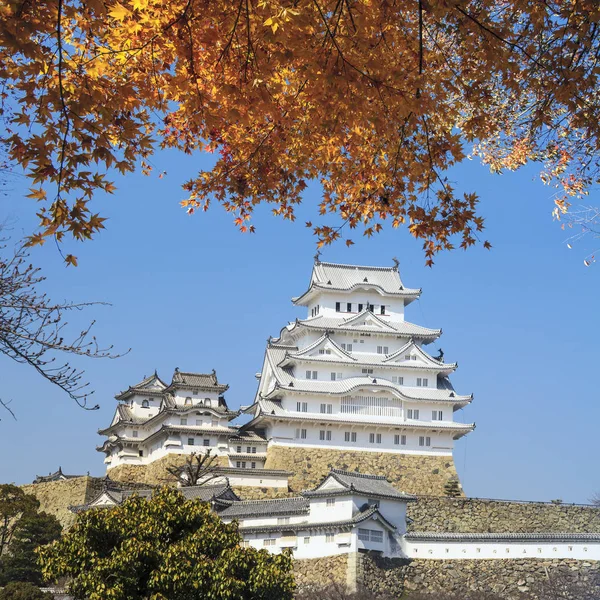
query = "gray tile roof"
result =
(169, 369, 229, 392)
(121, 483, 240, 503)
(238, 504, 396, 534)
(219, 497, 309, 519)
(405, 532, 600, 542)
(284, 313, 441, 341)
(304, 469, 416, 501)
(293, 262, 421, 305)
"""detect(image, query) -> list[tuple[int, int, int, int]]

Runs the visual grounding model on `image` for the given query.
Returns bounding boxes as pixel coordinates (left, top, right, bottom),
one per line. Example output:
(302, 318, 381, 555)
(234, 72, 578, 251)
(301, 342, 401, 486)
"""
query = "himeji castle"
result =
(98, 259, 475, 495)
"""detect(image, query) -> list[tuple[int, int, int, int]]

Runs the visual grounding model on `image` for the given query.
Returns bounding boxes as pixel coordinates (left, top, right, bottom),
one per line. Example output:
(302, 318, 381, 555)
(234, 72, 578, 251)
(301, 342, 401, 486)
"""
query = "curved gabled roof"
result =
(274, 311, 441, 344)
(293, 261, 421, 306)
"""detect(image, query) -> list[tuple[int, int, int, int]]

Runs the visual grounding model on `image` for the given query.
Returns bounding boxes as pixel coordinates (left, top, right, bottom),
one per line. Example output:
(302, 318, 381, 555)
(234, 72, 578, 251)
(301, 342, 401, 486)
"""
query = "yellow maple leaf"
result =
(108, 2, 131, 21)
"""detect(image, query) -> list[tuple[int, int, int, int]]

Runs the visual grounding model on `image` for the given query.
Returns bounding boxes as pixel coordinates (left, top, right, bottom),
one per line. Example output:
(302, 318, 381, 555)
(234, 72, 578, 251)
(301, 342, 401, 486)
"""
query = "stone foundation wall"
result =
(264, 446, 461, 495)
(22, 476, 103, 530)
(231, 486, 291, 500)
(403, 558, 600, 599)
(408, 497, 600, 533)
(356, 552, 409, 596)
(293, 554, 348, 590)
(108, 454, 230, 485)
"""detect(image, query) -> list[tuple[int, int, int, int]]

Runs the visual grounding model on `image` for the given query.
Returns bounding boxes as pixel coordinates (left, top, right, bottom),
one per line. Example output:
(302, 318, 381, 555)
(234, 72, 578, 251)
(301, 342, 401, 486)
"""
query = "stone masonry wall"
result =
(293, 554, 348, 590)
(264, 446, 461, 495)
(403, 558, 600, 599)
(22, 476, 103, 530)
(407, 497, 600, 533)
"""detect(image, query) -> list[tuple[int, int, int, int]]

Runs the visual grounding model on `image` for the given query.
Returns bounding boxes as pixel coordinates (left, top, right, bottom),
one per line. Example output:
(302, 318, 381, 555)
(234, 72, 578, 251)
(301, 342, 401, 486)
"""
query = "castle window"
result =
(335, 302, 341, 312)
(188, 438, 195, 445)
(347, 302, 352, 312)
(370, 530, 383, 543)
(142, 399, 150, 408)
(325, 534, 335, 543)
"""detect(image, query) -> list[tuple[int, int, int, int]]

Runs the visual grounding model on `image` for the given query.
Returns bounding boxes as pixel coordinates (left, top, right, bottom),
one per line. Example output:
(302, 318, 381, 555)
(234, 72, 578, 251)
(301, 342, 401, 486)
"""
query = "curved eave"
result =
(278, 320, 442, 344)
(292, 283, 422, 306)
(265, 378, 472, 405)
(251, 409, 475, 434)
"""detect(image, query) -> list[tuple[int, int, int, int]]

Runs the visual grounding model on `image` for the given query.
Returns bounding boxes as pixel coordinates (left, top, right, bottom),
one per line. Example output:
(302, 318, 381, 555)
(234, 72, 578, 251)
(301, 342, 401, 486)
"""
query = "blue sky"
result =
(1, 148, 598, 504)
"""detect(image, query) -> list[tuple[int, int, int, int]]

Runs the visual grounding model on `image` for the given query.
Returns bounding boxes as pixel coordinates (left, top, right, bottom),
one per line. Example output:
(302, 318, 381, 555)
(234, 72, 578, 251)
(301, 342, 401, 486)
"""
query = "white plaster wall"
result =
(307, 290, 406, 322)
(267, 422, 453, 456)
(241, 530, 357, 559)
(403, 539, 600, 560)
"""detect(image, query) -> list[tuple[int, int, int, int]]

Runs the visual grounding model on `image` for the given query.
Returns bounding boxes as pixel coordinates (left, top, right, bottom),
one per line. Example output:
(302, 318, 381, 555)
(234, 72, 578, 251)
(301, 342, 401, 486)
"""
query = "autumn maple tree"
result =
(1, 1, 599, 263)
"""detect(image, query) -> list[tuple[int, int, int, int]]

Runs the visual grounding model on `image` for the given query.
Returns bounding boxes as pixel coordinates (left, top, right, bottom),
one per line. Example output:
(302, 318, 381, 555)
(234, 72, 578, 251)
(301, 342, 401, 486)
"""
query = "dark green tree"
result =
(0, 485, 39, 557)
(0, 511, 62, 585)
(39, 487, 294, 600)
(0, 582, 53, 600)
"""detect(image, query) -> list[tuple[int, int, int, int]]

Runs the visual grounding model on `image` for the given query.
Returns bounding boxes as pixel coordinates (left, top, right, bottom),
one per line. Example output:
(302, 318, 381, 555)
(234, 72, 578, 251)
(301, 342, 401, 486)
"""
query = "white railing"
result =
(340, 395, 402, 417)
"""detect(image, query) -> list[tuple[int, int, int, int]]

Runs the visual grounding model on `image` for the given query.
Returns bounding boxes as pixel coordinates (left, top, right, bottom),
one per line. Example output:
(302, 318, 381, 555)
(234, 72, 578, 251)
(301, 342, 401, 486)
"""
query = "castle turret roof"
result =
(293, 261, 421, 306)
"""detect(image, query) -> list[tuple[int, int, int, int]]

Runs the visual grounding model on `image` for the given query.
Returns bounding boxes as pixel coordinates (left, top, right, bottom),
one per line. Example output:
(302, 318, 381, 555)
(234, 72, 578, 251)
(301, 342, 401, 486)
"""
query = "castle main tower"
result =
(243, 260, 474, 495)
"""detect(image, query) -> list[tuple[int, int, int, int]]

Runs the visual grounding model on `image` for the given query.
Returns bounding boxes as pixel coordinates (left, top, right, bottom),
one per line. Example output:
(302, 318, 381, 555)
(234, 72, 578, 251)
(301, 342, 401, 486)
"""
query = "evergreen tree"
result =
(39, 487, 294, 600)
(0, 511, 62, 586)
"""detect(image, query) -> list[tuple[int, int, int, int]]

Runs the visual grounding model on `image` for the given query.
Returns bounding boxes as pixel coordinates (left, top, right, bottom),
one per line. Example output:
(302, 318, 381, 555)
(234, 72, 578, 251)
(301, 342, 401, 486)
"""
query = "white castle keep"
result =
(98, 260, 474, 476)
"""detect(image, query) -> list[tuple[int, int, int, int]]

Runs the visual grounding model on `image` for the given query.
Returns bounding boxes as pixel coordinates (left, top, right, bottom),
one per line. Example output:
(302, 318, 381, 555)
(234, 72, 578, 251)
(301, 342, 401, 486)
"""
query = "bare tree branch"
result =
(0, 225, 128, 414)
(165, 450, 221, 487)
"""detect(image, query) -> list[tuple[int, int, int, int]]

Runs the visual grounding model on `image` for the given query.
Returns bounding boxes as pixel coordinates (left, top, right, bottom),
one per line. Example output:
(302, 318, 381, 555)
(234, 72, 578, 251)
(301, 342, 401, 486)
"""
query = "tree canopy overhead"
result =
(1, 0, 599, 263)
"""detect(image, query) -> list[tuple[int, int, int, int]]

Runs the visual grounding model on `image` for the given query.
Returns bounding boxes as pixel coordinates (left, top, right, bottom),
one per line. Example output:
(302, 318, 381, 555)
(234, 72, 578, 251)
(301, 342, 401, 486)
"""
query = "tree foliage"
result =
(0, 511, 62, 586)
(38, 486, 295, 600)
(0, 582, 54, 600)
(0, 226, 124, 411)
(0, 485, 61, 588)
(1, 1, 599, 263)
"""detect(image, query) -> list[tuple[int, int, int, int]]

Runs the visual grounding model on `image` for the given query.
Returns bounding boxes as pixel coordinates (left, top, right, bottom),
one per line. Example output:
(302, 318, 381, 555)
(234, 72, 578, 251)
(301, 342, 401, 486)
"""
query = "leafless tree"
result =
(562, 205, 600, 266)
(166, 450, 222, 487)
(0, 225, 125, 418)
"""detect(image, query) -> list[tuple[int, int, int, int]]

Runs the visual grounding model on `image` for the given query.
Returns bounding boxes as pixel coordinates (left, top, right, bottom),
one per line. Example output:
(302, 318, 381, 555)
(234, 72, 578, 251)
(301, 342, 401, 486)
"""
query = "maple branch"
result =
(55, 0, 71, 200)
